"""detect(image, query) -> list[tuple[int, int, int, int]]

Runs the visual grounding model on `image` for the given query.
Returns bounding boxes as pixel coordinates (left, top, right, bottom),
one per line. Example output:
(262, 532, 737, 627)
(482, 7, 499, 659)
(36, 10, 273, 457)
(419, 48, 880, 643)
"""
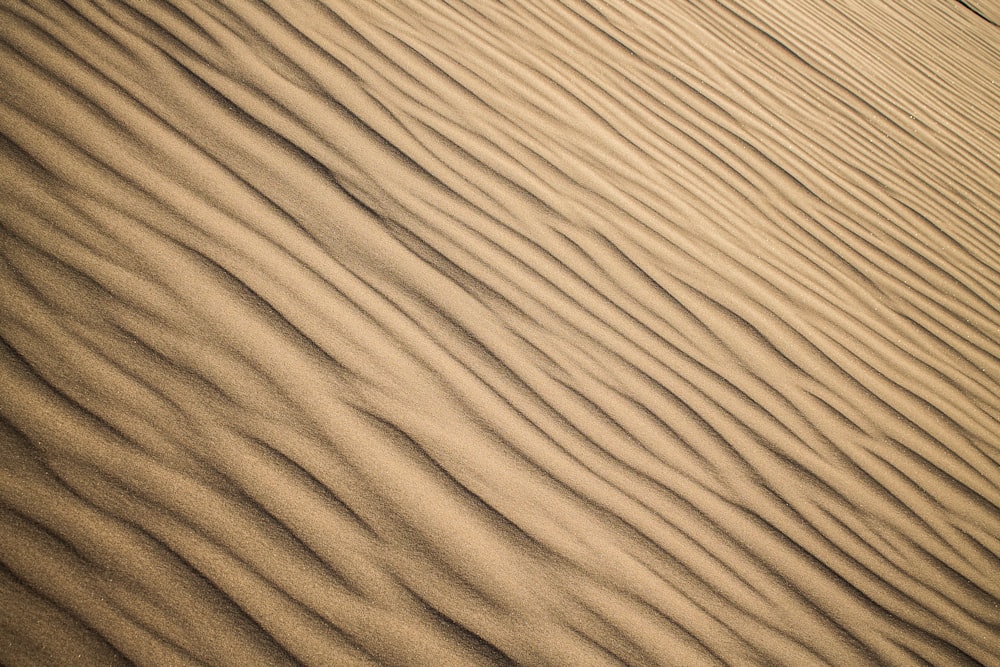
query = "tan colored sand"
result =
(2, 0, 999, 664)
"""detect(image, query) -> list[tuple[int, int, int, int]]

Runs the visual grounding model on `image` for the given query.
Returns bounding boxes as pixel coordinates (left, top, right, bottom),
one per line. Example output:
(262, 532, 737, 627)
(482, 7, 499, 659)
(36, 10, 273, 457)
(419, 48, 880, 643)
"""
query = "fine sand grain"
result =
(2, 0, 999, 665)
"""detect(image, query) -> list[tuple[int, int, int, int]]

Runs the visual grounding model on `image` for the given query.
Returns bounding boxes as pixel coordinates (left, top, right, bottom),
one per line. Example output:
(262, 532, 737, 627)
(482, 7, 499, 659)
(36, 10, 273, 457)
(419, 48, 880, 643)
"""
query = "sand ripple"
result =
(2, 0, 999, 664)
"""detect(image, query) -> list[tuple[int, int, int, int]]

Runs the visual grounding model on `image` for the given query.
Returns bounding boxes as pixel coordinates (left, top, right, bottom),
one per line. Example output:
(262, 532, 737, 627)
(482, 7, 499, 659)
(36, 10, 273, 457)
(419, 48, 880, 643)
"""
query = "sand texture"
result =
(2, 0, 1000, 664)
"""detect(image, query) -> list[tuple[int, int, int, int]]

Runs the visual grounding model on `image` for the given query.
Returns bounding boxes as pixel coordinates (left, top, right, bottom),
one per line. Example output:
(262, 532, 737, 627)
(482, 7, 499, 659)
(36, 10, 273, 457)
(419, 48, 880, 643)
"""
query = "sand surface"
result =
(2, 0, 1000, 664)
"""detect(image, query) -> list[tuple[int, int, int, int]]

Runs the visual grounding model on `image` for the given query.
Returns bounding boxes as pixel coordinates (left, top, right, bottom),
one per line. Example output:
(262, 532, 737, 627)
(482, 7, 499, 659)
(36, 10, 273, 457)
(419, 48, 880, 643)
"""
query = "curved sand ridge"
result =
(2, 0, 999, 664)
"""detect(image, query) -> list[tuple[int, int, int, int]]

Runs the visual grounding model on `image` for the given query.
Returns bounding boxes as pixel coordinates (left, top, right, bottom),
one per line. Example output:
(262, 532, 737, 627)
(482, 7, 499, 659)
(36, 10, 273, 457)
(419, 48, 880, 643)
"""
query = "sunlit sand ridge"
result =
(1, 0, 999, 664)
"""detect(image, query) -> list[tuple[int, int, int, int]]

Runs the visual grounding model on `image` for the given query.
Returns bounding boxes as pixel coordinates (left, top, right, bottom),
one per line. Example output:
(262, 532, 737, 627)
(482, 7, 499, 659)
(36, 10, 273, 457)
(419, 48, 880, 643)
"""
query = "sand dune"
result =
(2, 0, 999, 664)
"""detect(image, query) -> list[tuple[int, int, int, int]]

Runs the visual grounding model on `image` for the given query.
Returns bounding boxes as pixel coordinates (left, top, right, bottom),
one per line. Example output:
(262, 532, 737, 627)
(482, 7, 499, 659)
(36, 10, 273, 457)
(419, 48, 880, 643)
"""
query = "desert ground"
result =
(2, 0, 999, 664)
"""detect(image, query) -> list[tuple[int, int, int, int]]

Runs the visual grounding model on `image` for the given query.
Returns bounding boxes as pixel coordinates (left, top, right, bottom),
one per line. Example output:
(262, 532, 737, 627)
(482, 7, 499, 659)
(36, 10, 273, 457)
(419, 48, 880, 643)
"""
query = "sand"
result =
(1, 0, 999, 664)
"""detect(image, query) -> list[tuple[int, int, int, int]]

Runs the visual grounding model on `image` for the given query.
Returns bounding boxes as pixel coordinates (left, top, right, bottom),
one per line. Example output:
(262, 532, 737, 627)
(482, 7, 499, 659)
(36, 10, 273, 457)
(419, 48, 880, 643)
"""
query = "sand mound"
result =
(2, 0, 999, 664)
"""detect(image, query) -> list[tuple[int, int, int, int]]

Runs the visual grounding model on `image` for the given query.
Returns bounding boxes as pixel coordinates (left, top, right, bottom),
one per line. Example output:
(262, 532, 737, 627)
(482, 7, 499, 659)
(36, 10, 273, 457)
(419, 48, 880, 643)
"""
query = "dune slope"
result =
(2, 0, 1000, 664)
